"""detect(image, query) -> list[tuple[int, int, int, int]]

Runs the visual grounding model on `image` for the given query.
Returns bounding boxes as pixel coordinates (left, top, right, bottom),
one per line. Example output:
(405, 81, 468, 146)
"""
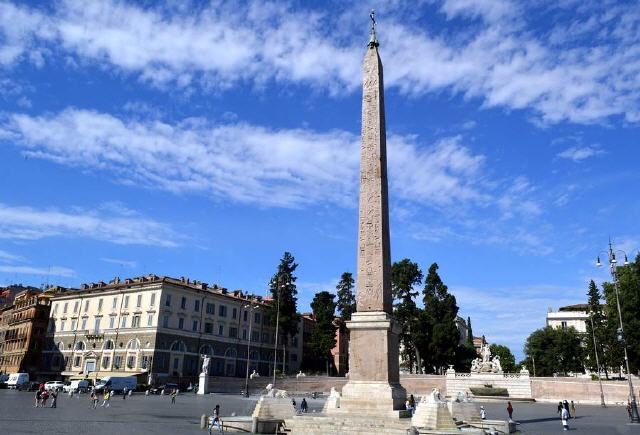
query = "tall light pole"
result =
(588, 315, 606, 407)
(243, 303, 256, 398)
(271, 274, 287, 388)
(596, 240, 639, 423)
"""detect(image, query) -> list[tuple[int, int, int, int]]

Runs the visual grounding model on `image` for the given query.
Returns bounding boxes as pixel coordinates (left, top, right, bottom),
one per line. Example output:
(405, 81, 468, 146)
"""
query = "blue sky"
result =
(1, 0, 639, 360)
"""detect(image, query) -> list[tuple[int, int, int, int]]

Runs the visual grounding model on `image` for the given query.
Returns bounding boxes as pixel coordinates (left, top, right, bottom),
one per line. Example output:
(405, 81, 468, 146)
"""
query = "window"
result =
(178, 318, 184, 329)
(163, 316, 169, 328)
(71, 319, 76, 331)
(136, 294, 142, 307)
(254, 313, 261, 324)
(219, 305, 227, 317)
(98, 298, 103, 311)
(243, 310, 248, 322)
(252, 331, 259, 342)
(49, 321, 55, 333)
(165, 294, 172, 307)
(206, 303, 215, 314)
(204, 322, 213, 334)
(63, 302, 68, 314)
(229, 327, 237, 338)
(75, 341, 85, 351)
(114, 355, 122, 369)
(121, 316, 128, 328)
(147, 314, 154, 326)
(73, 301, 79, 312)
(170, 341, 186, 352)
(192, 320, 198, 332)
(232, 307, 237, 319)
(262, 332, 269, 343)
(194, 300, 200, 312)
(127, 340, 139, 350)
(242, 329, 247, 340)
(124, 296, 129, 309)
(104, 340, 114, 350)
(109, 316, 115, 329)
(93, 318, 101, 332)
(60, 321, 65, 331)
(112, 297, 118, 309)
(181, 297, 187, 309)
(150, 293, 156, 306)
(561, 321, 568, 329)
(84, 300, 90, 312)
(73, 356, 81, 367)
(132, 315, 140, 328)
(53, 304, 58, 315)
(80, 318, 87, 330)
(218, 324, 224, 336)
(173, 358, 179, 370)
(141, 355, 151, 369)
(102, 356, 110, 369)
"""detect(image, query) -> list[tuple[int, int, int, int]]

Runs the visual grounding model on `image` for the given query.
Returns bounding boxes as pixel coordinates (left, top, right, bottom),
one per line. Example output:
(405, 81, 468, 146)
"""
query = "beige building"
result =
(546, 304, 589, 333)
(43, 274, 302, 385)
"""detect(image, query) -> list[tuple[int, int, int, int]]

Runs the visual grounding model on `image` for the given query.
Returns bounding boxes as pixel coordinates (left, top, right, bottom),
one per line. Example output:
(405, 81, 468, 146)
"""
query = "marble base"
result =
(197, 373, 209, 395)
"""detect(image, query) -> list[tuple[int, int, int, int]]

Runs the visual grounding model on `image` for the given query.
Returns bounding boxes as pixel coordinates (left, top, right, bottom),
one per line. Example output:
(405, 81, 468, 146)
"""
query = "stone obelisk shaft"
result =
(356, 44, 392, 314)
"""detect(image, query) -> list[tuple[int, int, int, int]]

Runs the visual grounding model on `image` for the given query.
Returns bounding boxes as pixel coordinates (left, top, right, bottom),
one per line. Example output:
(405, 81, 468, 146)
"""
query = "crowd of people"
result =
(33, 384, 58, 408)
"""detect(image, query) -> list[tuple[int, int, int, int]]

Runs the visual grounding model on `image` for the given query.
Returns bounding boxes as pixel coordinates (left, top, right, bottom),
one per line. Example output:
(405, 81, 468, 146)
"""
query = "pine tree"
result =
(466, 316, 474, 347)
(268, 251, 300, 373)
(585, 280, 606, 375)
(391, 259, 423, 373)
(308, 291, 338, 375)
(422, 263, 460, 374)
(335, 272, 356, 332)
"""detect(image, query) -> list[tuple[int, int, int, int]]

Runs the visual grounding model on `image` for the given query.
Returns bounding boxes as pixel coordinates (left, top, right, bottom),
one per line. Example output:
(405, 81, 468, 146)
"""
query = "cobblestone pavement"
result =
(2, 389, 639, 434)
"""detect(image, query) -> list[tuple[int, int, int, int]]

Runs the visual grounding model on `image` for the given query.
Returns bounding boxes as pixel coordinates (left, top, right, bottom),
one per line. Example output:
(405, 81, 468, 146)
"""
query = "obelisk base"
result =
(336, 312, 406, 414)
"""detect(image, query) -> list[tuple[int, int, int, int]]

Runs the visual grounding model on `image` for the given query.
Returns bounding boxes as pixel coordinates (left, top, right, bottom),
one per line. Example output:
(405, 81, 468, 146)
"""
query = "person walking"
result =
(300, 398, 308, 413)
(170, 388, 177, 405)
(507, 401, 514, 420)
(90, 391, 99, 409)
(480, 406, 486, 420)
(563, 399, 571, 418)
(409, 394, 416, 412)
(122, 387, 127, 400)
(101, 389, 111, 407)
(557, 401, 563, 414)
(209, 404, 222, 434)
(561, 406, 569, 431)
(41, 390, 49, 407)
(50, 390, 58, 408)
(34, 389, 42, 408)
(570, 400, 576, 420)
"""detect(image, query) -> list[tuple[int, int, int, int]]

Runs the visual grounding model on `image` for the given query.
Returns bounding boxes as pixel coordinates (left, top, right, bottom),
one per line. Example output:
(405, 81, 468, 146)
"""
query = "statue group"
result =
(470, 344, 502, 373)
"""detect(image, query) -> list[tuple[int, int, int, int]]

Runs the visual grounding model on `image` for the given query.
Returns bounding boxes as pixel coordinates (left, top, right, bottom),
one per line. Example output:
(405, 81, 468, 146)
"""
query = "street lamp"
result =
(588, 316, 606, 407)
(596, 240, 639, 423)
(270, 274, 288, 388)
(243, 302, 257, 398)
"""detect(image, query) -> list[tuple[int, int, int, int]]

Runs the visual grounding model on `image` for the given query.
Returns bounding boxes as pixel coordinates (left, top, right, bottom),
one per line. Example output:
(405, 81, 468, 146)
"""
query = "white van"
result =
(94, 376, 137, 393)
(63, 380, 89, 393)
(7, 373, 29, 389)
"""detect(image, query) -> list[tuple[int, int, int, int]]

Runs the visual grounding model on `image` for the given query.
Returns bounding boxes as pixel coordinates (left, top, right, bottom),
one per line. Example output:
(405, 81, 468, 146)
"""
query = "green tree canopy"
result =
(489, 344, 517, 373)
(391, 259, 423, 373)
(523, 326, 584, 376)
(307, 291, 337, 374)
(335, 272, 356, 332)
(268, 252, 300, 344)
(466, 316, 474, 347)
(585, 280, 607, 374)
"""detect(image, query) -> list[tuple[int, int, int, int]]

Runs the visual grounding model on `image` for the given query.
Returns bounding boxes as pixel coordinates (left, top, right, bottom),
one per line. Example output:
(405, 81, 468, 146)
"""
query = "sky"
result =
(1, 0, 639, 361)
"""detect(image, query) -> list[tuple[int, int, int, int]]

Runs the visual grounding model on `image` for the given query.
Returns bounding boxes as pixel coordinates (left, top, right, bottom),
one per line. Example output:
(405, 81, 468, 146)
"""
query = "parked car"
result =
(150, 383, 179, 395)
(6, 373, 29, 390)
(45, 381, 65, 392)
(63, 380, 89, 393)
(94, 376, 137, 394)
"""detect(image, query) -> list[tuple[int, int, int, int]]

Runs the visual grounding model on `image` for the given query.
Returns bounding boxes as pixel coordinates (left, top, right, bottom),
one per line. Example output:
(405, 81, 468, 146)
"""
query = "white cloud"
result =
(3, 108, 489, 209)
(0, 202, 179, 247)
(557, 145, 604, 162)
(0, 265, 75, 277)
(1, 1, 640, 124)
(0, 249, 24, 263)
(101, 257, 137, 268)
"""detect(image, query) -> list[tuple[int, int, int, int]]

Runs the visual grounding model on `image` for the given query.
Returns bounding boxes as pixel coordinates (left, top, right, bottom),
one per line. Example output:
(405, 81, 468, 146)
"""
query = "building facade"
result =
(0, 288, 55, 377)
(546, 304, 589, 333)
(43, 275, 302, 385)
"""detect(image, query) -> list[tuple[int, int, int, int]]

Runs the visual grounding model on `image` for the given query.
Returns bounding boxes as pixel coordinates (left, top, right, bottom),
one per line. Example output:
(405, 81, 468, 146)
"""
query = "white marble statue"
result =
(491, 355, 502, 373)
(201, 355, 211, 375)
(250, 369, 260, 379)
(296, 370, 306, 379)
(481, 344, 491, 363)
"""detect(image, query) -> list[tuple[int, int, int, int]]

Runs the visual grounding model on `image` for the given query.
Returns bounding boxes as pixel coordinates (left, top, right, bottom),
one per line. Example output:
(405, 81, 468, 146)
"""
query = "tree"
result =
(523, 326, 584, 376)
(585, 280, 607, 376)
(466, 316, 474, 347)
(391, 259, 423, 373)
(422, 263, 460, 374)
(308, 291, 337, 375)
(268, 251, 300, 373)
(335, 272, 356, 332)
(489, 344, 517, 373)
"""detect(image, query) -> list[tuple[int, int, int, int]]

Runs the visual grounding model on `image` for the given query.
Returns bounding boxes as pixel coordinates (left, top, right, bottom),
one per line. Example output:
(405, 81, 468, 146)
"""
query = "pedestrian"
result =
(628, 402, 633, 420)
(34, 389, 42, 408)
(480, 406, 486, 420)
(170, 388, 177, 404)
(41, 390, 49, 407)
(405, 397, 412, 415)
(409, 394, 416, 411)
(557, 401, 563, 414)
(507, 401, 513, 420)
(90, 391, 99, 409)
(571, 400, 576, 420)
(209, 404, 222, 434)
(561, 406, 569, 431)
(563, 399, 571, 418)
(68, 388, 74, 399)
(101, 389, 111, 407)
(122, 387, 127, 400)
(128, 389, 132, 397)
(50, 390, 58, 408)
(300, 398, 308, 413)
(292, 398, 297, 412)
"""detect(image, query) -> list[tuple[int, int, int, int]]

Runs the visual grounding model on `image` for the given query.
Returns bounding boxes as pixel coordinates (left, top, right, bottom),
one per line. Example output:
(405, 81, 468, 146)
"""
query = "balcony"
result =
(84, 329, 105, 340)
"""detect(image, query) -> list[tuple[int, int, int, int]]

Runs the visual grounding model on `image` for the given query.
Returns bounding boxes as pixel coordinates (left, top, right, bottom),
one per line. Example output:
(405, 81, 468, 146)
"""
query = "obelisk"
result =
(338, 11, 407, 414)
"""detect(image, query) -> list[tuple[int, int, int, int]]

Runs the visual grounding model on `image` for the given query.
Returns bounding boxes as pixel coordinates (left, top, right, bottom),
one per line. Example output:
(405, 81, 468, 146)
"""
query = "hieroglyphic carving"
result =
(356, 44, 392, 314)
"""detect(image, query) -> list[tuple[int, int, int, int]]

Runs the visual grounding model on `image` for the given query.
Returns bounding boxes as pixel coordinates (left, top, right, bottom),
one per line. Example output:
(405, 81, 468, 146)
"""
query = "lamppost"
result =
(243, 303, 257, 398)
(588, 315, 606, 407)
(270, 273, 289, 388)
(596, 240, 639, 423)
